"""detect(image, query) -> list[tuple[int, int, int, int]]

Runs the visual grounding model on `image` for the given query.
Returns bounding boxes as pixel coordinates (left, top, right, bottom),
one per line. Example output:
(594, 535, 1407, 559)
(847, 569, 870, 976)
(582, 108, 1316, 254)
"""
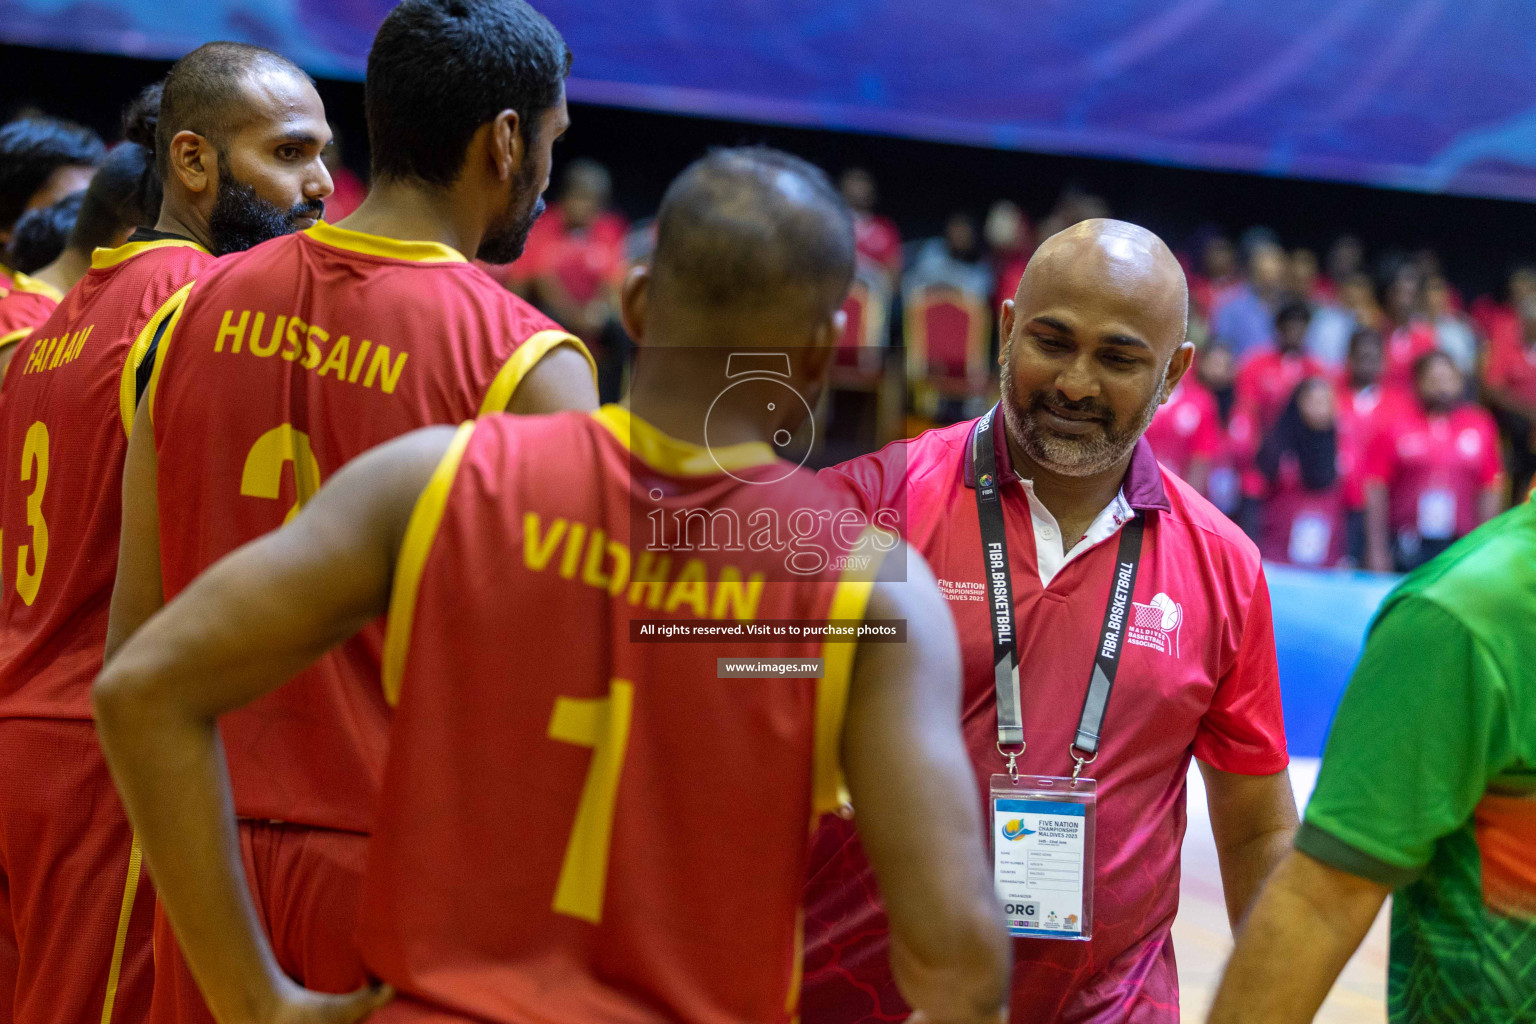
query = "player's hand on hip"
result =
(268, 980, 393, 1024)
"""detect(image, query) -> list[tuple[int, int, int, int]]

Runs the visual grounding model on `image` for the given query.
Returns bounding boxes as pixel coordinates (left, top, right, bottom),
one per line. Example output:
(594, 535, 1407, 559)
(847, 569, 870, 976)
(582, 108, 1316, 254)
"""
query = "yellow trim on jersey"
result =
(592, 404, 780, 477)
(142, 284, 196, 429)
(477, 329, 597, 416)
(90, 237, 208, 271)
(812, 528, 884, 818)
(305, 221, 467, 264)
(382, 421, 477, 706)
(786, 908, 806, 1017)
(121, 281, 195, 437)
(0, 326, 33, 351)
(99, 834, 145, 1024)
(10, 271, 63, 303)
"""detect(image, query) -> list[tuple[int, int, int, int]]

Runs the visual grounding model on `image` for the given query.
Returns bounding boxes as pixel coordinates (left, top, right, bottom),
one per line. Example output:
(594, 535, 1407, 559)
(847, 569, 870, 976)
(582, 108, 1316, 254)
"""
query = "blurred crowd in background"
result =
(11, 127, 1536, 576)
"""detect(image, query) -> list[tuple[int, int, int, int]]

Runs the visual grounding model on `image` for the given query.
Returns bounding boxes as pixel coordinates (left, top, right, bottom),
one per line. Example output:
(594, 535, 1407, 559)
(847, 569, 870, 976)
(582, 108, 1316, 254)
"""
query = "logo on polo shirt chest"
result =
(938, 578, 985, 602)
(1127, 592, 1182, 657)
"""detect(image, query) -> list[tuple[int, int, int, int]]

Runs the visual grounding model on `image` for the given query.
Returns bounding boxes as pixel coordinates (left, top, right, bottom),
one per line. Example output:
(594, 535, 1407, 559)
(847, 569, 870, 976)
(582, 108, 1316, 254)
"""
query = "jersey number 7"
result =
(547, 679, 635, 924)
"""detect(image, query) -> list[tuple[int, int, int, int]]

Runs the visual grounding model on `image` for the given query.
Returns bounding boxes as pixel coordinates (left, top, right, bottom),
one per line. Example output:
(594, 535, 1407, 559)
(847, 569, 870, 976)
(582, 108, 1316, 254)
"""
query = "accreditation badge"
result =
(990, 775, 1096, 941)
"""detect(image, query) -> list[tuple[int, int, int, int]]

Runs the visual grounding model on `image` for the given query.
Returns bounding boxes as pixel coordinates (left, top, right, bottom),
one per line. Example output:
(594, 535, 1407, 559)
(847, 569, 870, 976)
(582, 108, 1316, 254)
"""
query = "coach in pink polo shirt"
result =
(803, 219, 1296, 1024)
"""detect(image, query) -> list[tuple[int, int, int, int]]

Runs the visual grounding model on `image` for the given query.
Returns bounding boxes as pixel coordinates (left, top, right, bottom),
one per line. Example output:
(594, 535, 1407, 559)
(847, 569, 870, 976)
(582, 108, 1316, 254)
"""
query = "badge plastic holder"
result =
(989, 774, 1096, 941)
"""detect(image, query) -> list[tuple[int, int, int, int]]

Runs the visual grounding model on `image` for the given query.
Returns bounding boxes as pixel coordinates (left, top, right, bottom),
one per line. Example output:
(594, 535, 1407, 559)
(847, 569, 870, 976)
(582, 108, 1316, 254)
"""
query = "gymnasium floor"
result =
(1174, 757, 1390, 1023)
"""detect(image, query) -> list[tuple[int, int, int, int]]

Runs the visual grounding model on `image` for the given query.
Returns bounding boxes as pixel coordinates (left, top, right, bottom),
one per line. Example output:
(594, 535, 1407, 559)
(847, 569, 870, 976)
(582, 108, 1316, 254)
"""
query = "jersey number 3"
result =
(3, 421, 51, 606)
(548, 679, 634, 924)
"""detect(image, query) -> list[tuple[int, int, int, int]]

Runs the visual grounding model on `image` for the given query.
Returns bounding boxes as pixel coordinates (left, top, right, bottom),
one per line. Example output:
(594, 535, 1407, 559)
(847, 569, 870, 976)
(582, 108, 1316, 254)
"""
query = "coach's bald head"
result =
(1017, 218, 1188, 355)
(626, 147, 855, 348)
(1000, 218, 1193, 478)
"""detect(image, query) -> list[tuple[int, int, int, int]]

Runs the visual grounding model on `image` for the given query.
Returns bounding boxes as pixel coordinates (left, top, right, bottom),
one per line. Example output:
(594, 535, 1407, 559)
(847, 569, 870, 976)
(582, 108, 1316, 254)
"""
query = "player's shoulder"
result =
(478, 406, 599, 440)
(455, 264, 567, 338)
(1382, 502, 1536, 646)
(464, 407, 600, 465)
(820, 416, 972, 508)
(103, 237, 214, 271)
(1156, 465, 1263, 572)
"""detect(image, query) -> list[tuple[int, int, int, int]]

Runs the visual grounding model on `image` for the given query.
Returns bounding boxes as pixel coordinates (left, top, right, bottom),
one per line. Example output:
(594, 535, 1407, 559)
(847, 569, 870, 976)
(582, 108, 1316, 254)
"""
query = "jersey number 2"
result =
(547, 679, 634, 923)
(241, 425, 321, 523)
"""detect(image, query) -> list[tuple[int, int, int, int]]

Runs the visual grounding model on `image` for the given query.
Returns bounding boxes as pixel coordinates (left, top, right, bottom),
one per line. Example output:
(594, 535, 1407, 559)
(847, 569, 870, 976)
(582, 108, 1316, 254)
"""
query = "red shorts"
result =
(148, 820, 369, 1024)
(0, 717, 154, 1024)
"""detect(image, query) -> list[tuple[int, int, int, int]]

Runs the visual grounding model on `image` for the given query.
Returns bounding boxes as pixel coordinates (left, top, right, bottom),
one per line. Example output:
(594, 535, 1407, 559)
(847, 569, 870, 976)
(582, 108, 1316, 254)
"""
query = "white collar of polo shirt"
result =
(1014, 473, 1135, 586)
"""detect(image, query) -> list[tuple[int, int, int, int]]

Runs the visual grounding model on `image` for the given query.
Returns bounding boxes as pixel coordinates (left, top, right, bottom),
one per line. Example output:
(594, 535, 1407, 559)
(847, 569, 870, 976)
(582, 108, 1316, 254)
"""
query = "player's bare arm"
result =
(103, 397, 166, 666)
(1206, 850, 1388, 1024)
(844, 545, 1011, 1024)
(504, 340, 599, 414)
(93, 425, 459, 1024)
(1199, 762, 1298, 930)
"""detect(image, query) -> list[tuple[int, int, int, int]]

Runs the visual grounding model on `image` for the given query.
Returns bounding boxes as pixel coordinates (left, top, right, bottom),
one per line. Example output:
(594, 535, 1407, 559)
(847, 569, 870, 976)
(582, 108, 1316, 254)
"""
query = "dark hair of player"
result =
(69, 90, 164, 254)
(0, 117, 106, 232)
(156, 41, 313, 181)
(650, 146, 856, 320)
(5, 192, 83, 274)
(364, 0, 572, 187)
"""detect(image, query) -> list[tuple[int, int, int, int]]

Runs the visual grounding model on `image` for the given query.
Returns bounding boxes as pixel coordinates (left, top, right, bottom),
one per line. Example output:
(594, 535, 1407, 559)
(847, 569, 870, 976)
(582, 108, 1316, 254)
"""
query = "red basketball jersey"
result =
(0, 272, 63, 354)
(0, 238, 211, 719)
(150, 221, 591, 832)
(359, 406, 882, 1024)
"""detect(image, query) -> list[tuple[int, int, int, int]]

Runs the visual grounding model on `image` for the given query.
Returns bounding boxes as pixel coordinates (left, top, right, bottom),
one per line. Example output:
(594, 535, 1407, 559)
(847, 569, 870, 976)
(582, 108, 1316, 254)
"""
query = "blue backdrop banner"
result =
(7, 1, 1536, 199)
(1265, 564, 1396, 759)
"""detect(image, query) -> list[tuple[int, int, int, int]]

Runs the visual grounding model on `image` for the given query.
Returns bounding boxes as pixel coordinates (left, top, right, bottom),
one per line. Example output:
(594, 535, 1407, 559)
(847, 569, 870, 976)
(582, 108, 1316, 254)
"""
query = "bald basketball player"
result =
(0, 44, 332, 1024)
(804, 219, 1295, 1024)
(96, 146, 1010, 1024)
(102, 2, 597, 1019)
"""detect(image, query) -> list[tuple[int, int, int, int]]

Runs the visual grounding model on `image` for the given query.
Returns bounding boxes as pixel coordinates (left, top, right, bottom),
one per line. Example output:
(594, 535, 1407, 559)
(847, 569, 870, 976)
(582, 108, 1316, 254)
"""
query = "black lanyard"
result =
(971, 405, 1145, 777)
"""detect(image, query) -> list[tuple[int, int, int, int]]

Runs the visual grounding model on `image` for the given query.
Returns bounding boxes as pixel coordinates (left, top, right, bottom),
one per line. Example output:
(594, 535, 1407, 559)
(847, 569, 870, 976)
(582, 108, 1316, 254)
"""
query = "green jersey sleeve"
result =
(1297, 593, 1515, 885)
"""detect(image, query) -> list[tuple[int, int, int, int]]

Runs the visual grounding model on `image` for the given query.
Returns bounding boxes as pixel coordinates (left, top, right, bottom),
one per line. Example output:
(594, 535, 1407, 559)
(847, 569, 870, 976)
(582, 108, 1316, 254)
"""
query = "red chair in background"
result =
(827, 271, 902, 447)
(904, 283, 992, 416)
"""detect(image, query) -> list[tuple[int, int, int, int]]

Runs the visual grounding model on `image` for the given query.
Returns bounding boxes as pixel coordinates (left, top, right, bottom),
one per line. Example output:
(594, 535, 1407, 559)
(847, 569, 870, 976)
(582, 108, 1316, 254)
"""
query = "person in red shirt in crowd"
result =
(501, 157, 628, 398)
(840, 166, 901, 286)
(1470, 265, 1536, 342)
(1482, 294, 1536, 498)
(984, 199, 1032, 306)
(804, 218, 1296, 1024)
(1235, 300, 1330, 436)
(509, 158, 626, 332)
(1231, 301, 1331, 530)
(1318, 235, 1364, 304)
(1379, 265, 1437, 391)
(1285, 247, 1327, 304)
(1333, 327, 1412, 562)
(1192, 342, 1247, 515)
(1145, 355, 1222, 494)
(1365, 351, 1504, 572)
(1255, 378, 1348, 567)
(320, 124, 368, 221)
